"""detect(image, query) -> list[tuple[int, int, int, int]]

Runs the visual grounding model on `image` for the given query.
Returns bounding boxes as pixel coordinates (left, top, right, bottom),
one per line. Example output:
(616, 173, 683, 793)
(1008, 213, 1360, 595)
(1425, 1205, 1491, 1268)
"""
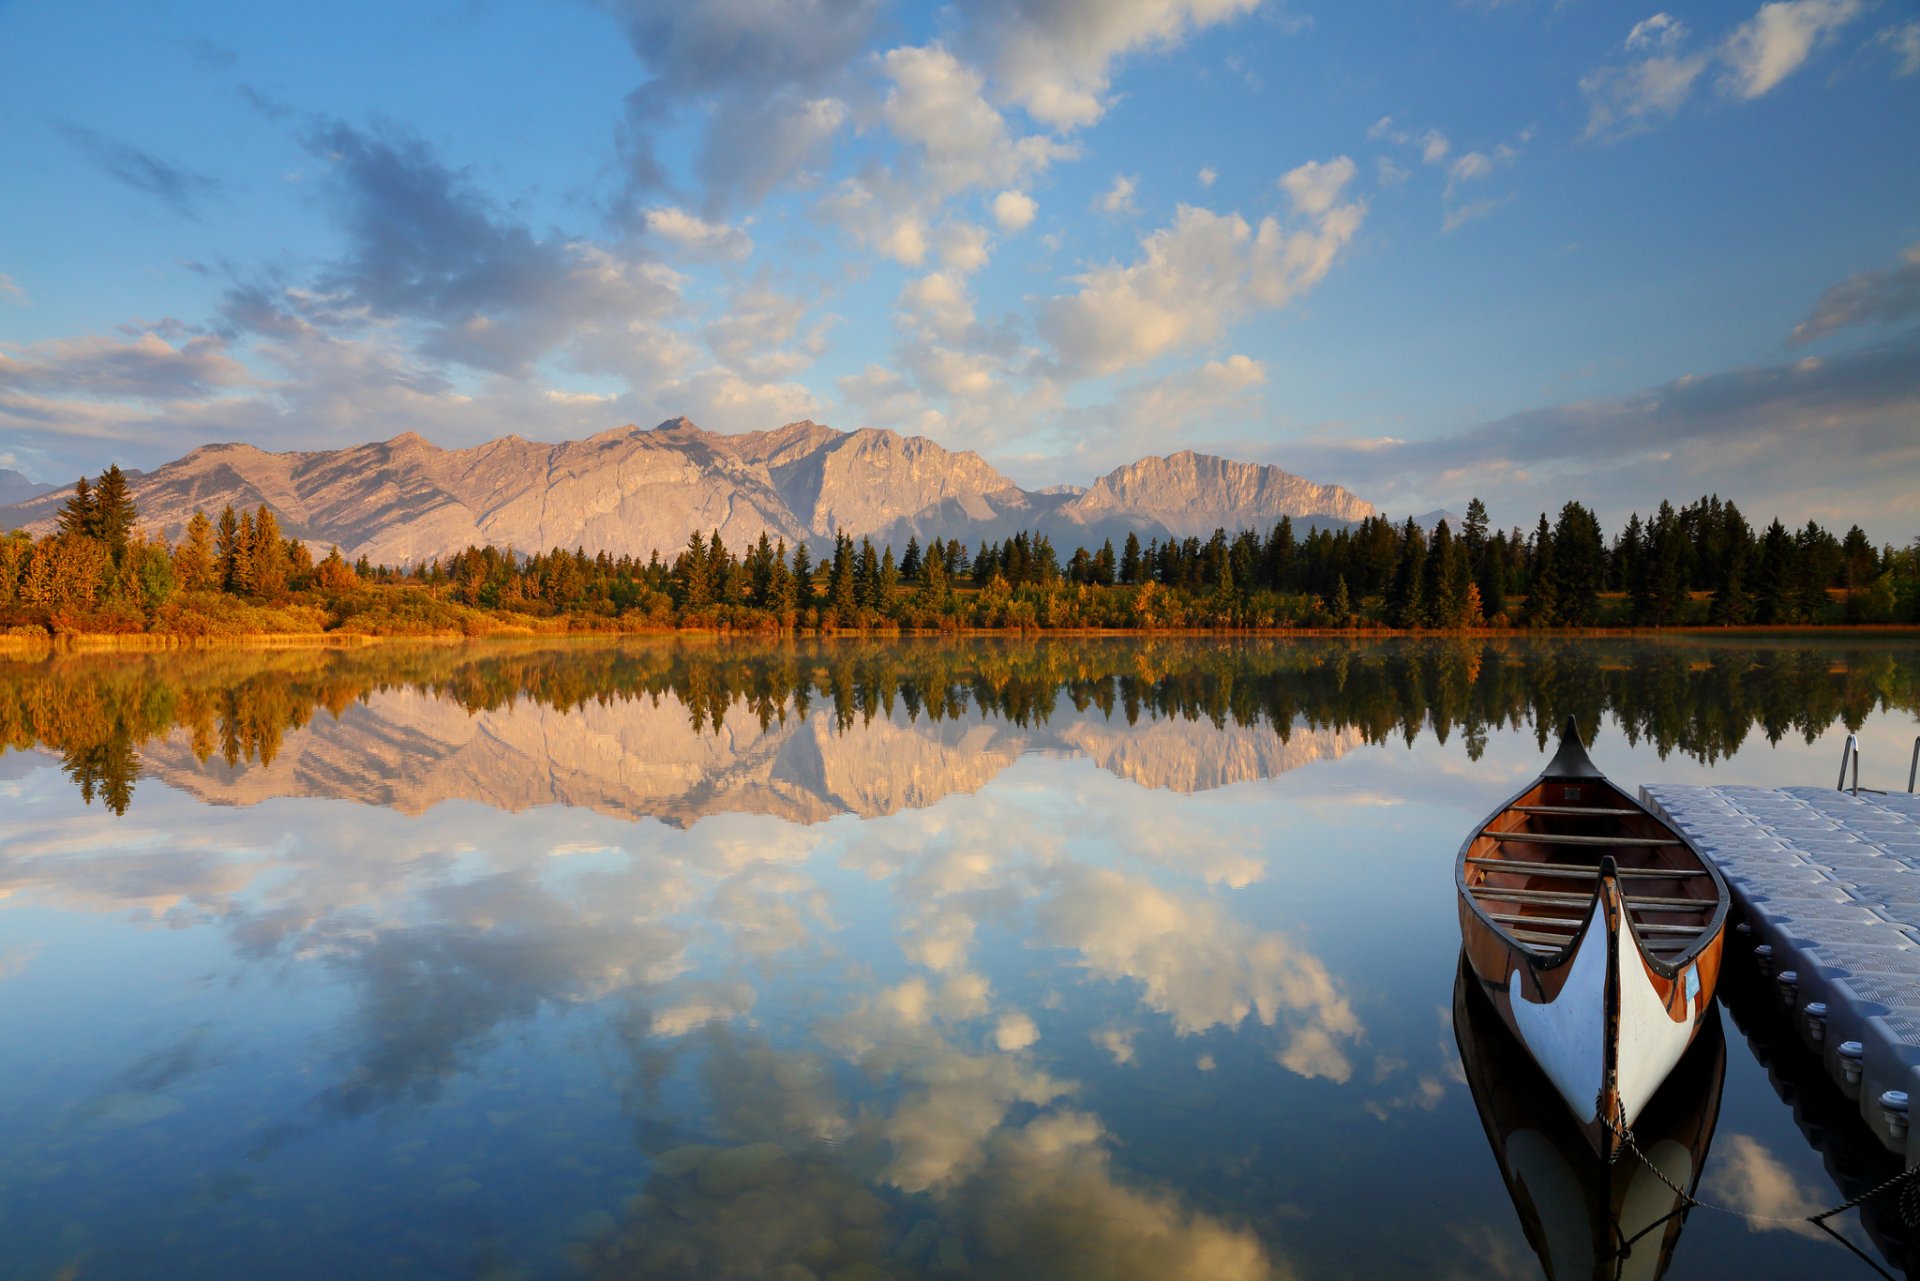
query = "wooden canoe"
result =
(1456, 718, 1728, 1159)
(1454, 953, 1726, 1281)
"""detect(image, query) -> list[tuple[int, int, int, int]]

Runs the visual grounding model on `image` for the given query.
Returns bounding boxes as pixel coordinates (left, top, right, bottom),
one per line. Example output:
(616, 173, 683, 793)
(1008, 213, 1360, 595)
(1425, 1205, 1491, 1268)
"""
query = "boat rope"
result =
(1602, 1106, 1920, 1277)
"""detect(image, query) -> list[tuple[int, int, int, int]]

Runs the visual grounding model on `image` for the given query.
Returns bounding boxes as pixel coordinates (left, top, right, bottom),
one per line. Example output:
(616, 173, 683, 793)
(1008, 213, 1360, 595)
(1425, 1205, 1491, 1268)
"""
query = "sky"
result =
(0, 0, 1916, 538)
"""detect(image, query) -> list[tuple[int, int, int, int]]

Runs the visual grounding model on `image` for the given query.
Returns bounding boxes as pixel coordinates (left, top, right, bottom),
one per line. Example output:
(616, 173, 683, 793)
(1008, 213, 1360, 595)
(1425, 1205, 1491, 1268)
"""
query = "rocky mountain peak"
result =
(0, 420, 1377, 564)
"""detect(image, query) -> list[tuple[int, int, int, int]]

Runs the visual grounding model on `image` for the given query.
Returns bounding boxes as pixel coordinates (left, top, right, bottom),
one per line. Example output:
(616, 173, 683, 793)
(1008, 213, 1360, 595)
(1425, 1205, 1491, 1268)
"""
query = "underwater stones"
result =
(769, 1266, 820, 1281)
(696, 1142, 795, 1197)
(567, 1209, 616, 1241)
(651, 1144, 719, 1178)
(894, 1218, 939, 1262)
(824, 1264, 892, 1281)
(932, 1235, 969, 1273)
(84, 1091, 184, 1130)
(838, 1189, 890, 1228)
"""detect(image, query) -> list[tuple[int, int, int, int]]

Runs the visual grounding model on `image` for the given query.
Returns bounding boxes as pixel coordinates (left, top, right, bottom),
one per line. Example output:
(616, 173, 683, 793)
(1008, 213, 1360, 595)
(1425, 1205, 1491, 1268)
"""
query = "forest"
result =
(2, 467, 1916, 639)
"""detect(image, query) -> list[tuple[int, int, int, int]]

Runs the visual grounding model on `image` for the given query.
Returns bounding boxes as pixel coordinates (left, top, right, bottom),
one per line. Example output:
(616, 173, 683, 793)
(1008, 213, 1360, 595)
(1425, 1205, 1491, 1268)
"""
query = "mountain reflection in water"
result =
(0, 637, 1914, 1280)
(1, 636, 1913, 818)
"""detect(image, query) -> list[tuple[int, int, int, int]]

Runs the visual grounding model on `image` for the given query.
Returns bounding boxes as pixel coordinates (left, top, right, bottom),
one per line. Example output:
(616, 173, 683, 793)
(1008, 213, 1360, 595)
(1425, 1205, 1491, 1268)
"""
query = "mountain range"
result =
(0, 469, 54, 507)
(0, 418, 1375, 564)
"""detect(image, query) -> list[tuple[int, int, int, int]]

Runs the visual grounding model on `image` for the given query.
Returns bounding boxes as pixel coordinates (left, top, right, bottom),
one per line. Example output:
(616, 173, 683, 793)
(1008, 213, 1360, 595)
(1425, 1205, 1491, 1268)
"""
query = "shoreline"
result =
(4, 621, 1919, 656)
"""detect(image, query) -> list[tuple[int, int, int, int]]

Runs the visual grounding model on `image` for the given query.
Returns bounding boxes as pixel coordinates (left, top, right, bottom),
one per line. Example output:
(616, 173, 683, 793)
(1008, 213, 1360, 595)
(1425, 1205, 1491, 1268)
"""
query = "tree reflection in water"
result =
(1, 637, 1913, 816)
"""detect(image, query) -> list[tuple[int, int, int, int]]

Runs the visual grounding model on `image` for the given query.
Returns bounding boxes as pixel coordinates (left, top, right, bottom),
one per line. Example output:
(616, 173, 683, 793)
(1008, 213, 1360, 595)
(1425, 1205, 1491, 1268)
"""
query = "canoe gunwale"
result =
(1454, 768, 1728, 984)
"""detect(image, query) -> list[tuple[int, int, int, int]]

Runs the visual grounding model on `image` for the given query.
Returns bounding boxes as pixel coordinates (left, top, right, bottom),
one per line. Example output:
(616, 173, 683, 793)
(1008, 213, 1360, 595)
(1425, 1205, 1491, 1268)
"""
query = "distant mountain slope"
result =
(0, 419, 1377, 563)
(0, 469, 56, 507)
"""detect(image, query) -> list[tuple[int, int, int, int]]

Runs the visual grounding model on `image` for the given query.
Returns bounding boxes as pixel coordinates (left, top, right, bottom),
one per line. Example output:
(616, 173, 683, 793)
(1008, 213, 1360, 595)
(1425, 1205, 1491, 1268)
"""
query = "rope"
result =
(1601, 1105, 1920, 1275)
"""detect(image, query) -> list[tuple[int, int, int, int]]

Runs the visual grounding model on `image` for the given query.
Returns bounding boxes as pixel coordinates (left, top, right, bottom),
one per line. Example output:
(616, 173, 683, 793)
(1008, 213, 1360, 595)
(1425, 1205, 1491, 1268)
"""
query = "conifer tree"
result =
(1119, 532, 1143, 585)
(174, 510, 217, 592)
(92, 465, 138, 560)
(56, 476, 96, 540)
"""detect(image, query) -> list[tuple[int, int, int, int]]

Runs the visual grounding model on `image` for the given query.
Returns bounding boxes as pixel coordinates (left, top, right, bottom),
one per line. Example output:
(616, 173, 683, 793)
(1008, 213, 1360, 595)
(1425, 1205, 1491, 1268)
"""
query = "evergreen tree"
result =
(900, 537, 922, 581)
(1755, 519, 1794, 623)
(1119, 532, 1143, 585)
(792, 542, 814, 601)
(1479, 529, 1508, 621)
(1386, 518, 1426, 628)
(1524, 515, 1556, 626)
(1330, 574, 1351, 625)
(1548, 501, 1605, 626)
(1422, 520, 1466, 627)
(1092, 539, 1117, 586)
(249, 506, 290, 601)
(92, 465, 138, 560)
(174, 510, 217, 592)
(56, 476, 96, 541)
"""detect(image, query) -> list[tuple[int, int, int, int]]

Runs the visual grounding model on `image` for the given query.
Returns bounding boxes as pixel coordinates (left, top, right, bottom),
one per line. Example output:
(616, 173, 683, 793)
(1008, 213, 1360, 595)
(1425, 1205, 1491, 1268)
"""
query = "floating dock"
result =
(1640, 784, 1920, 1166)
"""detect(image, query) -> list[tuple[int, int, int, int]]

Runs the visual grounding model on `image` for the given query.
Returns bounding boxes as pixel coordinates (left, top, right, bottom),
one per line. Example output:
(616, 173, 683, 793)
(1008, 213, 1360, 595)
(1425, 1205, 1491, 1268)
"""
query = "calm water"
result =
(1, 637, 1917, 1280)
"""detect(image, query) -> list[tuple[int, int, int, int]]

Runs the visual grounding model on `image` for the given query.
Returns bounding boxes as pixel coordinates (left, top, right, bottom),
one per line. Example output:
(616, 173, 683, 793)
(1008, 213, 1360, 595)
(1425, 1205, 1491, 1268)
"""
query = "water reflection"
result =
(0, 636, 1913, 818)
(1719, 959, 1920, 1274)
(1455, 955, 1727, 1280)
(0, 638, 1913, 1279)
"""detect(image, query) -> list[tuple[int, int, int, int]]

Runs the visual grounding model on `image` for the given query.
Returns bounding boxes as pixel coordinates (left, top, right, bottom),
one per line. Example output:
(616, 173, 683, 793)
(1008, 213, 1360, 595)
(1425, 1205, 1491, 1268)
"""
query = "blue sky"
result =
(1, 0, 1916, 536)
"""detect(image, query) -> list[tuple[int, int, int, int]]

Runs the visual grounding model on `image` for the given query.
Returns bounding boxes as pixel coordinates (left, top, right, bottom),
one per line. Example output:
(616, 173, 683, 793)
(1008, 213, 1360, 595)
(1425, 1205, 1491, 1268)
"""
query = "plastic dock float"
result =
(1639, 784, 1920, 1167)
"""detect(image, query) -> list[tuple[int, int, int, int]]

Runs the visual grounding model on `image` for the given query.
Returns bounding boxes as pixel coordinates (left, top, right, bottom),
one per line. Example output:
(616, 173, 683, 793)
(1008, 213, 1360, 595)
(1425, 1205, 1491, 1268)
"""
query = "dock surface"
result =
(1641, 784, 1920, 1166)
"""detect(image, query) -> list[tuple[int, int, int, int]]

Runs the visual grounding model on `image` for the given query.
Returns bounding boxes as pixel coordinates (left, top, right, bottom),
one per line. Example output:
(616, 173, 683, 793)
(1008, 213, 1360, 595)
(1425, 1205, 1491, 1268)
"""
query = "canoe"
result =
(1453, 953, 1726, 1281)
(1456, 718, 1728, 1158)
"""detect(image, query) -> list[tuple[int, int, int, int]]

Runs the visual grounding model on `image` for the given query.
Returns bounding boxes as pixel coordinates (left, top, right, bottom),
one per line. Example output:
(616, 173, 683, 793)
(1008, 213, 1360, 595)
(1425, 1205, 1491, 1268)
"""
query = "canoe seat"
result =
(1466, 857, 1710, 879)
(1511, 805, 1643, 817)
(1491, 832, 1683, 847)
(1483, 910, 1703, 936)
(1468, 885, 1709, 911)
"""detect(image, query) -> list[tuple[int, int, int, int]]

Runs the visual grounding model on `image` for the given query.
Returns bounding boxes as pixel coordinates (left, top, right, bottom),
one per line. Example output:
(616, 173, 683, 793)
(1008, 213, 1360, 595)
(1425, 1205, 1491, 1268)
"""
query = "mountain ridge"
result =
(0, 419, 1376, 564)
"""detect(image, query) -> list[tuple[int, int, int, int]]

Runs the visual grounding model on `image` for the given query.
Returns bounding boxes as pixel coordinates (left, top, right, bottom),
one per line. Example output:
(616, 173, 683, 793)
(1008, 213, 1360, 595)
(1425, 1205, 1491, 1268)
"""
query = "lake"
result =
(1, 636, 1916, 1280)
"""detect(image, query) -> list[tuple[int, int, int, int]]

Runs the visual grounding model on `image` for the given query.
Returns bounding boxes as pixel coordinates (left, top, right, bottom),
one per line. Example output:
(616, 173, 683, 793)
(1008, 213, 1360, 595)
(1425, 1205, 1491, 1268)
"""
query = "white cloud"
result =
(937, 221, 993, 273)
(1420, 130, 1451, 166)
(1626, 13, 1690, 52)
(1375, 157, 1410, 188)
(1580, 25, 1708, 140)
(993, 1011, 1039, 1050)
(900, 271, 978, 342)
(880, 43, 1073, 199)
(1280, 155, 1356, 218)
(1442, 194, 1514, 233)
(0, 274, 27, 307)
(992, 189, 1038, 232)
(1879, 22, 1920, 76)
(1041, 160, 1363, 377)
(640, 206, 754, 261)
(962, 0, 1263, 131)
(1790, 241, 1920, 343)
(1096, 173, 1140, 216)
(1718, 0, 1863, 100)
(1198, 166, 1217, 187)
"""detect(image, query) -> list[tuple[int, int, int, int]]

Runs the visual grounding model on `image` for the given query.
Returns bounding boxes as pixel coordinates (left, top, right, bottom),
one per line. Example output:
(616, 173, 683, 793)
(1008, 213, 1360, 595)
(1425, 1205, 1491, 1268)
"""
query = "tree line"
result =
(2, 470, 1916, 636)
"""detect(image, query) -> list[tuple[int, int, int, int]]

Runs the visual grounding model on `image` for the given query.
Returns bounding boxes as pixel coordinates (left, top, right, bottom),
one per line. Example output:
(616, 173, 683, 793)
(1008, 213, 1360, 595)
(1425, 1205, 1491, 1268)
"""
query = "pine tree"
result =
(1422, 520, 1464, 627)
(1386, 518, 1426, 629)
(92, 465, 138, 560)
(1524, 515, 1556, 626)
(1548, 502, 1605, 626)
(1119, 532, 1143, 585)
(56, 476, 96, 540)
(250, 506, 290, 601)
(792, 543, 814, 602)
(174, 510, 217, 592)
(1330, 574, 1351, 625)
(900, 537, 922, 581)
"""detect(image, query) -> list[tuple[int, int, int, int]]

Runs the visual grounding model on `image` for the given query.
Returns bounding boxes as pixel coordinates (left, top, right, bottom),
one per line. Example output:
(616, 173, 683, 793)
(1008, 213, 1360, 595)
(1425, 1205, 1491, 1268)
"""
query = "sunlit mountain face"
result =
(1, 636, 1916, 1279)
